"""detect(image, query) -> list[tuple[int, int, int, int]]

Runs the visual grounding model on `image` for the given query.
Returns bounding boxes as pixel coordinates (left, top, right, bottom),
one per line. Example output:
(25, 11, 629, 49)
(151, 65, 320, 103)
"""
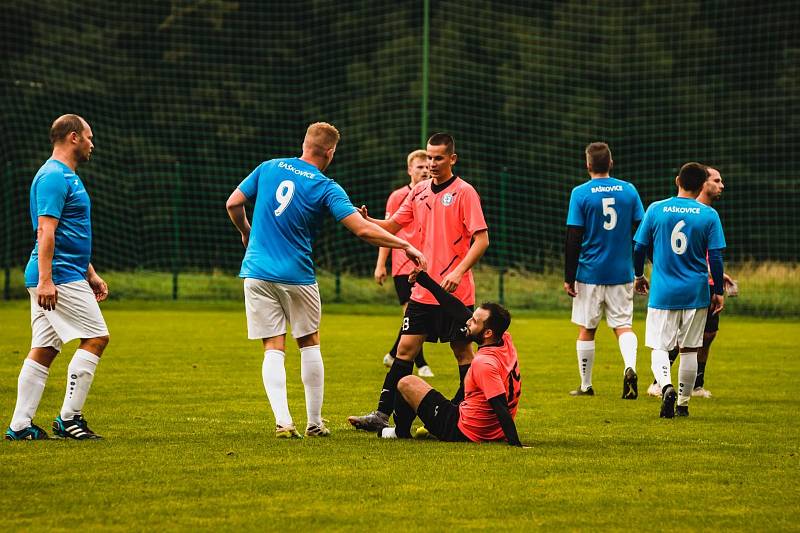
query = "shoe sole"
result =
(347, 417, 387, 432)
(660, 388, 677, 418)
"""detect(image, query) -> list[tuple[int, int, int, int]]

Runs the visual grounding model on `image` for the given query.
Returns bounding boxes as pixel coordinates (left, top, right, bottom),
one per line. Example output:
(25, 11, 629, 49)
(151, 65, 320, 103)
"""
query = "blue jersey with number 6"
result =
(634, 197, 726, 310)
(237, 157, 356, 284)
(566, 177, 644, 285)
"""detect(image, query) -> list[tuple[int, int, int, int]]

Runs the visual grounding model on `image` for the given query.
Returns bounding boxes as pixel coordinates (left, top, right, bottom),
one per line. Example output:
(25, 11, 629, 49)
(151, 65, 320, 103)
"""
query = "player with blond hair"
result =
(374, 149, 434, 377)
(226, 122, 426, 438)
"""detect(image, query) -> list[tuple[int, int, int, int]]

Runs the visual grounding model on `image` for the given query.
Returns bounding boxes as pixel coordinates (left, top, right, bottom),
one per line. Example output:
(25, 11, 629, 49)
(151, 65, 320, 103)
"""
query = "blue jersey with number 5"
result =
(634, 197, 726, 309)
(237, 157, 356, 284)
(566, 177, 644, 285)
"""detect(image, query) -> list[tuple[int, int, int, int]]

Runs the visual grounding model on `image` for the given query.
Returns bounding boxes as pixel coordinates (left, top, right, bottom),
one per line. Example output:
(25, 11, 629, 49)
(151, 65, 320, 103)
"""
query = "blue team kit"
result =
(634, 197, 726, 309)
(567, 177, 645, 285)
(25, 159, 93, 287)
(237, 157, 357, 285)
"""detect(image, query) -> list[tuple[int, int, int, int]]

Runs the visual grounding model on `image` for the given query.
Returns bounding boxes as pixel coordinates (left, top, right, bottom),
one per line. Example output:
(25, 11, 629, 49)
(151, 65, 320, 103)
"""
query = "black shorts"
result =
(705, 287, 720, 333)
(417, 389, 469, 442)
(705, 304, 720, 333)
(393, 275, 413, 305)
(402, 301, 472, 343)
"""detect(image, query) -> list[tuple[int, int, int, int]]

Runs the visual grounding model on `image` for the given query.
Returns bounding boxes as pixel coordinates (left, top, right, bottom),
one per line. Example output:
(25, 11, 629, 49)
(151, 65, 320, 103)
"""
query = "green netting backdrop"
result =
(1, 1, 798, 310)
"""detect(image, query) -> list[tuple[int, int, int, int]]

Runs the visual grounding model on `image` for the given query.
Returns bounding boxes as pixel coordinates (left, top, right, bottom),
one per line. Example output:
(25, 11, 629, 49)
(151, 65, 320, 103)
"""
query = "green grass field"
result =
(1, 301, 798, 531)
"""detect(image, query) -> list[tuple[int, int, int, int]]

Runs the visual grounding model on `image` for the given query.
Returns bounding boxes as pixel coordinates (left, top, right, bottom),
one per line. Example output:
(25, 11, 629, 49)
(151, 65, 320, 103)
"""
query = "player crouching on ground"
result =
(378, 270, 524, 447)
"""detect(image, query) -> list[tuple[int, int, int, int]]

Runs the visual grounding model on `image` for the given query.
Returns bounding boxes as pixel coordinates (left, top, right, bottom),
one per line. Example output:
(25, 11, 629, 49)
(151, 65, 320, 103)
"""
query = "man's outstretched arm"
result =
(414, 271, 472, 325)
(488, 394, 522, 447)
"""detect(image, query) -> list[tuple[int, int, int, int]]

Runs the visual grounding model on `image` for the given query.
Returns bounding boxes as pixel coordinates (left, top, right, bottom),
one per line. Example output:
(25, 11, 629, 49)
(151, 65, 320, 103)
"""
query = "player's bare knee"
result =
(81, 335, 109, 355)
(297, 331, 320, 349)
(397, 375, 415, 395)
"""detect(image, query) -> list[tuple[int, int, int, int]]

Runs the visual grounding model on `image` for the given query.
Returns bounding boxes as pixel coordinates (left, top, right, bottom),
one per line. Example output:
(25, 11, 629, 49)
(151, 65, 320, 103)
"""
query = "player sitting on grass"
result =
(378, 270, 523, 447)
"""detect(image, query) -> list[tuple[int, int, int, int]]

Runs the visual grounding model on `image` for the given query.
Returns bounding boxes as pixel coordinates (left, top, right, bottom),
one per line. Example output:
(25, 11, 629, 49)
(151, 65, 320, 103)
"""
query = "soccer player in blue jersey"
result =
(226, 122, 426, 439)
(564, 142, 644, 399)
(646, 167, 735, 398)
(5, 114, 110, 441)
(633, 162, 726, 418)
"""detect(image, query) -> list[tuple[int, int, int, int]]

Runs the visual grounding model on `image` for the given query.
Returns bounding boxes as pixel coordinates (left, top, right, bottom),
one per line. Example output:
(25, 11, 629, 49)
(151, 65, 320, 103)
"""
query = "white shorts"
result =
(571, 282, 634, 329)
(28, 280, 109, 351)
(244, 278, 321, 340)
(645, 307, 708, 351)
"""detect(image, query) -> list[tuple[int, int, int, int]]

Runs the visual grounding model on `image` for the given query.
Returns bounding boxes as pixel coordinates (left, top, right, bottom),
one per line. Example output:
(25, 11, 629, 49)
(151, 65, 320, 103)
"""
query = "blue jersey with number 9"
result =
(237, 157, 356, 284)
(566, 177, 644, 285)
(634, 197, 726, 309)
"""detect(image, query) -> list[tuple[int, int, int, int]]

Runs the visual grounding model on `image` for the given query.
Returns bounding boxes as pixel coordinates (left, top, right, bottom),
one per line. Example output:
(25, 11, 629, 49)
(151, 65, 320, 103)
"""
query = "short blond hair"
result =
(304, 122, 340, 155)
(406, 149, 427, 167)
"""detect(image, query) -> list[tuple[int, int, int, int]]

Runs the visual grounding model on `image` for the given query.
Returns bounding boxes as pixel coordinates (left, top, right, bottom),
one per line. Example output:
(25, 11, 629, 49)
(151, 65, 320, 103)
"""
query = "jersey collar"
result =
(430, 175, 458, 194)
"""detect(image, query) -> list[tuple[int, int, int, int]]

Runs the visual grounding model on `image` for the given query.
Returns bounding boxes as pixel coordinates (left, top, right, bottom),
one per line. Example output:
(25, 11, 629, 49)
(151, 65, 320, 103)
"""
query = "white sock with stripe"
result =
(618, 332, 637, 372)
(60, 349, 100, 420)
(678, 351, 698, 407)
(300, 345, 324, 426)
(263, 350, 293, 427)
(651, 350, 672, 389)
(10, 359, 50, 432)
(577, 340, 595, 391)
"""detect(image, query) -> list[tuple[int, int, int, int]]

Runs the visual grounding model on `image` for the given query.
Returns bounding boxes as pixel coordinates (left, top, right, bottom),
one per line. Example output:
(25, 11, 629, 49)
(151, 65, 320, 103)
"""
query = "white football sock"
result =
(618, 332, 637, 373)
(300, 345, 324, 426)
(677, 351, 698, 407)
(651, 349, 672, 389)
(577, 340, 595, 391)
(60, 349, 100, 420)
(263, 350, 292, 427)
(10, 359, 50, 432)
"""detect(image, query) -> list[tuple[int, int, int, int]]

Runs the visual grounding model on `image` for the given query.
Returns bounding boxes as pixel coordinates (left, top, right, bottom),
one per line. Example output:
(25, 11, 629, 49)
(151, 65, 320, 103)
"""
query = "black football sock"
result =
(376, 358, 413, 416)
(393, 393, 415, 438)
(388, 328, 402, 358)
(414, 346, 428, 368)
(668, 348, 679, 366)
(694, 361, 707, 388)
(450, 364, 471, 404)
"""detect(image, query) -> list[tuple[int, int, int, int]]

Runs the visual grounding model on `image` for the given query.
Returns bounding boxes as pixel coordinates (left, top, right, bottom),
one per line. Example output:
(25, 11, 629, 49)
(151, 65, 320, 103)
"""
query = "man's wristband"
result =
(635, 274, 645, 280)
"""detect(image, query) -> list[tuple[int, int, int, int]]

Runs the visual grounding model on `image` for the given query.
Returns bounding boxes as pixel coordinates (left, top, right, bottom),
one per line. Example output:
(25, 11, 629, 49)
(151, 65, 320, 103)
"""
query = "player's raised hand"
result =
(441, 270, 463, 293)
(563, 282, 577, 298)
(404, 245, 427, 271)
(634, 277, 649, 295)
(358, 205, 369, 219)
(711, 293, 725, 315)
(374, 265, 387, 286)
(37, 278, 58, 311)
(88, 273, 109, 302)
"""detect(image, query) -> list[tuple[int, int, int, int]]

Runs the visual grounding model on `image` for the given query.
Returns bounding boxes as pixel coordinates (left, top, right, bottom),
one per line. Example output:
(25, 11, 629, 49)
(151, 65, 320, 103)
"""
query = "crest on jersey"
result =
(441, 192, 454, 206)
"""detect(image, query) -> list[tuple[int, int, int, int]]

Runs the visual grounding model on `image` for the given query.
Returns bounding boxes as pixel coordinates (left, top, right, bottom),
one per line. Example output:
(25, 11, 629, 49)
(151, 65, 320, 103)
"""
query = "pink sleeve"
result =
(461, 186, 488, 236)
(472, 359, 506, 400)
(391, 188, 415, 228)
(385, 192, 397, 219)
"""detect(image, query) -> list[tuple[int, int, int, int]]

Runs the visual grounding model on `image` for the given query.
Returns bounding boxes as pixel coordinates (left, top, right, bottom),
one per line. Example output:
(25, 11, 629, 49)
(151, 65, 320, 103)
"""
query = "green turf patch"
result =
(0, 303, 798, 529)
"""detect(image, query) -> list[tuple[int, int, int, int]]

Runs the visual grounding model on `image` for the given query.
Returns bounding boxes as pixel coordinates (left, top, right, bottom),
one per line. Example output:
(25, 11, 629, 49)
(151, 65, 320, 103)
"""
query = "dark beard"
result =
(464, 326, 482, 344)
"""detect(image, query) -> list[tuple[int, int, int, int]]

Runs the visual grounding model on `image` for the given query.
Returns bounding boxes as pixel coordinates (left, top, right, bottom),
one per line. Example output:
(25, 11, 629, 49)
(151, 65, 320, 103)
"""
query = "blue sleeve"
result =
(633, 206, 653, 245)
(36, 171, 68, 219)
(566, 188, 584, 227)
(325, 181, 357, 222)
(238, 163, 264, 199)
(707, 210, 726, 250)
(708, 249, 724, 295)
(631, 185, 645, 223)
